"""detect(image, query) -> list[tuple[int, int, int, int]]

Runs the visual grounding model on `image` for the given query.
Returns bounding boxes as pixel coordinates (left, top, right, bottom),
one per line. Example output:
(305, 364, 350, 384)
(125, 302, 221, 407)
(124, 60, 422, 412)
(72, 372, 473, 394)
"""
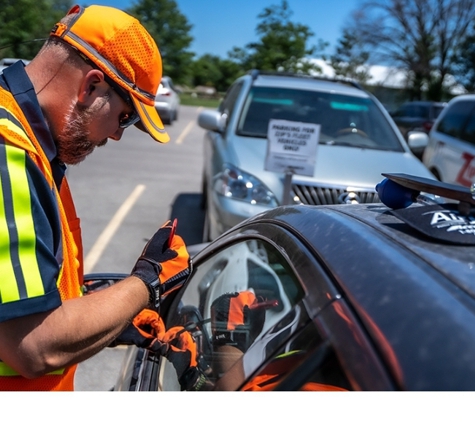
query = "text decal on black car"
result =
(392, 204, 475, 245)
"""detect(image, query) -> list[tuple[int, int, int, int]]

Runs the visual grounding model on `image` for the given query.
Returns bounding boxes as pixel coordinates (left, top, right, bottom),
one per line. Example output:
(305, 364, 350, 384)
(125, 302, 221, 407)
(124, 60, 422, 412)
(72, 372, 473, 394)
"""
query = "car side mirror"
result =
(83, 273, 128, 294)
(407, 131, 429, 153)
(198, 109, 226, 133)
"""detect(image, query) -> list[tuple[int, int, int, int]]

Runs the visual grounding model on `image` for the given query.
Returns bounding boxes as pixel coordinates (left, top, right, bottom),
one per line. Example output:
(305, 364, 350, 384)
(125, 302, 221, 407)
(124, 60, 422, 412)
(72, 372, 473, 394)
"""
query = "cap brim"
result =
(131, 97, 170, 143)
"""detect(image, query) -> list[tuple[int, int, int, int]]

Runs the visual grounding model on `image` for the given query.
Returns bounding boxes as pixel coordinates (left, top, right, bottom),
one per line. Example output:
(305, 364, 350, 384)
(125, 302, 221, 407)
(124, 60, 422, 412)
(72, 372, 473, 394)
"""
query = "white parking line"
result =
(83, 184, 146, 273)
(175, 121, 194, 144)
(175, 106, 203, 144)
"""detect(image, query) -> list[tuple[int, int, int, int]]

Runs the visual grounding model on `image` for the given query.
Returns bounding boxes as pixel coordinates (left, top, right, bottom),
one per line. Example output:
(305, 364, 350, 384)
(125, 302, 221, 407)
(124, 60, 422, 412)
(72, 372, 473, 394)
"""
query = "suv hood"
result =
(232, 137, 434, 199)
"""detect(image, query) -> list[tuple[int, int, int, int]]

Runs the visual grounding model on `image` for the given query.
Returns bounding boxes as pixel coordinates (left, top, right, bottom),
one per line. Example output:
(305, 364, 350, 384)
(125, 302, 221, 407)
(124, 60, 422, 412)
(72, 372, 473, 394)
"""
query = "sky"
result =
(87, 0, 361, 59)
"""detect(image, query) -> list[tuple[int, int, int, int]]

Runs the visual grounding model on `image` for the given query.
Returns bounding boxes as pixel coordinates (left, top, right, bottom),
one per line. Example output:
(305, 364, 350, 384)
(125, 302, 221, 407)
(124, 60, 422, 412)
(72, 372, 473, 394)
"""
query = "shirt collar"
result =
(0, 61, 66, 186)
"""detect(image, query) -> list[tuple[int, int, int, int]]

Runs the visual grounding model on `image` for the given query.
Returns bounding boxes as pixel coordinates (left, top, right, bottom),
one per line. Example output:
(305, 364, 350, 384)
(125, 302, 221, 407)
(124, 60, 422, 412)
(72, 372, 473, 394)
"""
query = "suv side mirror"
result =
(198, 109, 226, 133)
(407, 131, 429, 149)
(407, 131, 429, 158)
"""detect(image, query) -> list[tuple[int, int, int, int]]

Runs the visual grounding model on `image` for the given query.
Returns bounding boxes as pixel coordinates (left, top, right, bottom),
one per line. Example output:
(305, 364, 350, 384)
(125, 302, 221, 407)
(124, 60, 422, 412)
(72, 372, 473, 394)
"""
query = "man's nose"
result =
(110, 127, 125, 141)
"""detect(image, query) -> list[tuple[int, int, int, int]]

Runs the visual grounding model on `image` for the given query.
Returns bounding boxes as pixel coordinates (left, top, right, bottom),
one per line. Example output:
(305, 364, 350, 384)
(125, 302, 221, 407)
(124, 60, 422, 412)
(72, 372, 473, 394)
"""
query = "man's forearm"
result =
(0, 275, 149, 378)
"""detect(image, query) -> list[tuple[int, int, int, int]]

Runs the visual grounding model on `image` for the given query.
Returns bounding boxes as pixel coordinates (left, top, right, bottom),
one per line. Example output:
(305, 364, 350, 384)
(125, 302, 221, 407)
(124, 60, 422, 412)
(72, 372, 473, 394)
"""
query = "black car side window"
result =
(158, 239, 305, 391)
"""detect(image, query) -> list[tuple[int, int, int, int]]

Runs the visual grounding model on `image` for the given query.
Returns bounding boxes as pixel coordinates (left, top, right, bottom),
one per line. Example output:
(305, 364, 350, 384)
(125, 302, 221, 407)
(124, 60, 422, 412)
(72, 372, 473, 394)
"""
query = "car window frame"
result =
(152, 222, 340, 391)
(206, 227, 395, 391)
(218, 80, 244, 120)
(154, 220, 395, 391)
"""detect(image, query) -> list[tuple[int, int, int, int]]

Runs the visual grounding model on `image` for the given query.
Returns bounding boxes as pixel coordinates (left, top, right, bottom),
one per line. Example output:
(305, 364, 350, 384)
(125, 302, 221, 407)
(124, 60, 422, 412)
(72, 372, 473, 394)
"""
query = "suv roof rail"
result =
(247, 69, 364, 90)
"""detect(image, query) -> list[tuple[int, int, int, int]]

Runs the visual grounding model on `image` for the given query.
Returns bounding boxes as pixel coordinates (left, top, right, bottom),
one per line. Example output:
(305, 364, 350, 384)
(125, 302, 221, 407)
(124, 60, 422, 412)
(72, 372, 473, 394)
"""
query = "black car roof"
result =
(259, 202, 475, 298)
(247, 203, 475, 389)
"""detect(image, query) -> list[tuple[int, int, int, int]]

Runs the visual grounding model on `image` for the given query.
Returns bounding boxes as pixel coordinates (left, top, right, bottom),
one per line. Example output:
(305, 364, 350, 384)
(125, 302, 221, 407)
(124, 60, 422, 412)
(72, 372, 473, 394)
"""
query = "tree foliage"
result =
(228, 0, 326, 74)
(190, 54, 243, 93)
(329, 28, 371, 84)
(0, 0, 72, 60)
(345, 0, 475, 100)
(127, 0, 194, 85)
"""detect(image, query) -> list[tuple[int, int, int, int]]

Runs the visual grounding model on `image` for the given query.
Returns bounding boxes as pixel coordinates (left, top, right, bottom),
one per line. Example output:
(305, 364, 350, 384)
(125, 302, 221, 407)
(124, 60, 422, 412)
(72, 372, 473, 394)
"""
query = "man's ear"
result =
(78, 69, 107, 106)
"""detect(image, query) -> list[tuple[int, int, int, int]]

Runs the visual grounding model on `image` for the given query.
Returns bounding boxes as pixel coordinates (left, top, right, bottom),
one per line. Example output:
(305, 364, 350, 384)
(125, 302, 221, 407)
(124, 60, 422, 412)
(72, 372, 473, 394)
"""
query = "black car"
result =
(391, 101, 446, 137)
(87, 175, 475, 391)
(391, 101, 446, 158)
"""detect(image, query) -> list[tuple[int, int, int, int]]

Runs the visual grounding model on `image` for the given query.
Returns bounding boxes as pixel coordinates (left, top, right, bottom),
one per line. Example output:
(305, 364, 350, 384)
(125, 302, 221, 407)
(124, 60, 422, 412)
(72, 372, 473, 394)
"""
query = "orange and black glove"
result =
(109, 309, 168, 354)
(161, 326, 209, 390)
(111, 309, 207, 390)
(211, 291, 276, 353)
(131, 220, 191, 309)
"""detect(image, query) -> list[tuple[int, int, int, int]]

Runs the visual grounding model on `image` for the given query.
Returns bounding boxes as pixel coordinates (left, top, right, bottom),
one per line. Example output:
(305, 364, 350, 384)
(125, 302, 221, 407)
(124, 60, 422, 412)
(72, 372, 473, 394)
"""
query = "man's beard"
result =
(55, 97, 109, 165)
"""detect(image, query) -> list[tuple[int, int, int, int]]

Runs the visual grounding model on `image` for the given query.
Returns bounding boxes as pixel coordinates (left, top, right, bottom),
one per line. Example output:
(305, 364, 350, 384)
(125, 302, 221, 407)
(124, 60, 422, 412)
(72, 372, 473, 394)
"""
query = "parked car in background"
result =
(97, 178, 475, 391)
(0, 58, 30, 73)
(391, 101, 446, 158)
(198, 70, 435, 241)
(154, 76, 180, 125)
(422, 94, 475, 187)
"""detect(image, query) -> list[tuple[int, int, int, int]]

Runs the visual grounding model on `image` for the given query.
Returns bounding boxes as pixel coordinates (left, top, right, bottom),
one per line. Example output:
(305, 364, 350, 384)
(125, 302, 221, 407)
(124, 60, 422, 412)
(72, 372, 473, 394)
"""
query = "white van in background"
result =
(422, 95, 475, 187)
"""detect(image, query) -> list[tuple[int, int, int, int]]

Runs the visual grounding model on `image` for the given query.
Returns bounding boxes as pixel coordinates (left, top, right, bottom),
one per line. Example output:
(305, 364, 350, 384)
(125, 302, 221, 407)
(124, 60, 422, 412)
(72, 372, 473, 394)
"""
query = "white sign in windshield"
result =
(265, 119, 320, 177)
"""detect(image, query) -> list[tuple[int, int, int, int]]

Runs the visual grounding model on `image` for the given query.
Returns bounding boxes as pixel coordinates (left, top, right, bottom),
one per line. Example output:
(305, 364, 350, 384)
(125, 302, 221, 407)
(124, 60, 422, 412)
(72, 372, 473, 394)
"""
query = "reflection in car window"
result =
(241, 321, 352, 391)
(159, 239, 305, 390)
(236, 86, 404, 152)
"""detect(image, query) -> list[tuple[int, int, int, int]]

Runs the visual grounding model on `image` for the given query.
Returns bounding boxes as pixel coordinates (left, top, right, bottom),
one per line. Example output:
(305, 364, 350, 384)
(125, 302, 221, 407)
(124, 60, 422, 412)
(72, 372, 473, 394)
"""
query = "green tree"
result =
(330, 28, 371, 84)
(0, 0, 72, 60)
(191, 54, 243, 92)
(228, 0, 326, 74)
(127, 0, 194, 85)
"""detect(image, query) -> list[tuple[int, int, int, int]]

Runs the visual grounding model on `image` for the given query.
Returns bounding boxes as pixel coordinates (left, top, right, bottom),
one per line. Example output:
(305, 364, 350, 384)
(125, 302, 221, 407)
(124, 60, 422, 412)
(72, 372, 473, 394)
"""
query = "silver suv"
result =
(199, 70, 435, 241)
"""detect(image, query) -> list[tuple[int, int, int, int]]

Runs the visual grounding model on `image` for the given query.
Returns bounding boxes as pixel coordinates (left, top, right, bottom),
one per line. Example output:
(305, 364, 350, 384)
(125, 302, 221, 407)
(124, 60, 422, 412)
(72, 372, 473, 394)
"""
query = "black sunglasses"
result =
(105, 77, 140, 129)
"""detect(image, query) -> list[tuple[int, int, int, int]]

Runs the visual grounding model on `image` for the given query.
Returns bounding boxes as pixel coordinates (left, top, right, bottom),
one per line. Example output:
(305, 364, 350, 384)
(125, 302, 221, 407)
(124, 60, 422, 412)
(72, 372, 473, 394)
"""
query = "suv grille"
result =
(292, 183, 381, 205)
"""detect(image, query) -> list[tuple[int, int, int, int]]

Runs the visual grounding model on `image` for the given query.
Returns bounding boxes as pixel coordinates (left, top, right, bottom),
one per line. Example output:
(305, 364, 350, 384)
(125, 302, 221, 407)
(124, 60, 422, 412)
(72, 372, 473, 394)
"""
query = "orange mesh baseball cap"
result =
(50, 4, 169, 143)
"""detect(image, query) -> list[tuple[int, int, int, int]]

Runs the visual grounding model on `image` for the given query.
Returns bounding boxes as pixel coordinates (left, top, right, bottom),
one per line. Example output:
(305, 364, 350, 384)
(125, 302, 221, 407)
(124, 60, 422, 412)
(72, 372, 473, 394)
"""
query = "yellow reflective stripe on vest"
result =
(0, 108, 30, 140)
(0, 126, 44, 301)
(0, 362, 65, 376)
(0, 175, 17, 300)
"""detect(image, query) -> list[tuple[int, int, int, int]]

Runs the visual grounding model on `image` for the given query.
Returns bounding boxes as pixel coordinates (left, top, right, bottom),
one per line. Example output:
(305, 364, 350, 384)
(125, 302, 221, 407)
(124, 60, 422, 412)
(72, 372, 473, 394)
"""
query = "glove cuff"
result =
(212, 329, 249, 353)
(132, 259, 163, 309)
(145, 278, 161, 310)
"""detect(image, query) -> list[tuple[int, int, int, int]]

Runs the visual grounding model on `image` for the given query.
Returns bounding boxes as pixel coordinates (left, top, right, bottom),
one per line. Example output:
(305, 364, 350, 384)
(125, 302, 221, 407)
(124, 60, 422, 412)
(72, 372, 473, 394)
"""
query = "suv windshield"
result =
(237, 86, 404, 151)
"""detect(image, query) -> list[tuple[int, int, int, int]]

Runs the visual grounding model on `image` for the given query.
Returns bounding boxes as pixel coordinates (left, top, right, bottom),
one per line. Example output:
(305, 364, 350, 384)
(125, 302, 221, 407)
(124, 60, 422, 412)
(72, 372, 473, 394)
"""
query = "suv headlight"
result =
(213, 164, 278, 206)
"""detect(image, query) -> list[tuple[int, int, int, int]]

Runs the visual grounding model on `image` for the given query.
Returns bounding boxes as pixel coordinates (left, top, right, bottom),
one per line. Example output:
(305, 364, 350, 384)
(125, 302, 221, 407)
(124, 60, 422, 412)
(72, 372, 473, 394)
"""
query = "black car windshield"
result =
(237, 86, 404, 152)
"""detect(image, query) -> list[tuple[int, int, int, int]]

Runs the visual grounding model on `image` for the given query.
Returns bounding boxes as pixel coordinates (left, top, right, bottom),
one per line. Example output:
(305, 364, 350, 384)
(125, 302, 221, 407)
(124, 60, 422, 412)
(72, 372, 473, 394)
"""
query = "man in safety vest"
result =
(0, 4, 191, 391)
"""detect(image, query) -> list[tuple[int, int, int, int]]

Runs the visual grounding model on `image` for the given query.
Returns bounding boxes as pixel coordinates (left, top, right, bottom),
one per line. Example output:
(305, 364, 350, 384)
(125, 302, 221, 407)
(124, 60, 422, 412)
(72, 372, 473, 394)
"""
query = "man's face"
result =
(55, 96, 109, 165)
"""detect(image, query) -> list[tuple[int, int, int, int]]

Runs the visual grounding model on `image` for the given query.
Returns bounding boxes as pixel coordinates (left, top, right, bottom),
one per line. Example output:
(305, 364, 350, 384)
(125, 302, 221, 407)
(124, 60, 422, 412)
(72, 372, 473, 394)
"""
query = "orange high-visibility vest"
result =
(0, 85, 83, 391)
